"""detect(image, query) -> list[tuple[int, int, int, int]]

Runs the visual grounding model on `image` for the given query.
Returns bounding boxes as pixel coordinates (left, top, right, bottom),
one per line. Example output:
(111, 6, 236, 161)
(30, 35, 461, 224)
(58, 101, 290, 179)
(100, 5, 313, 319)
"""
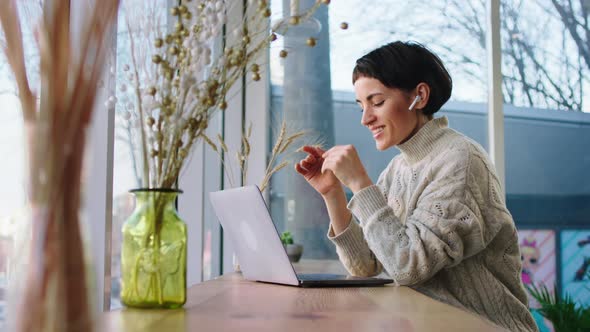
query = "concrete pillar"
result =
(281, 0, 336, 259)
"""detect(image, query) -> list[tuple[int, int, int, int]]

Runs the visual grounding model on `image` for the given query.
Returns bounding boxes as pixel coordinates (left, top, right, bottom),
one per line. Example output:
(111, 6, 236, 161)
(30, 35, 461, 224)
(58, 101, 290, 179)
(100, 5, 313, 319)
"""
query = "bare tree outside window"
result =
(344, 0, 589, 112)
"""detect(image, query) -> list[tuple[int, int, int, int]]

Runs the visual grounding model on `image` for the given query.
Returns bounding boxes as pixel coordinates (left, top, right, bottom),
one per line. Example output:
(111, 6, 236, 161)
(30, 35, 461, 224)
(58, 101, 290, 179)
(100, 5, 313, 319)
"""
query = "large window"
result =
(268, 0, 488, 258)
(498, 0, 590, 313)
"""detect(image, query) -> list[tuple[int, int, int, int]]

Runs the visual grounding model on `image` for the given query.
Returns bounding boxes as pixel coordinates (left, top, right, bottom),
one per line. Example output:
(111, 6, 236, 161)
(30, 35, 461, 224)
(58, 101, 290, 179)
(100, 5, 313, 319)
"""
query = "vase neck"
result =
(132, 190, 179, 206)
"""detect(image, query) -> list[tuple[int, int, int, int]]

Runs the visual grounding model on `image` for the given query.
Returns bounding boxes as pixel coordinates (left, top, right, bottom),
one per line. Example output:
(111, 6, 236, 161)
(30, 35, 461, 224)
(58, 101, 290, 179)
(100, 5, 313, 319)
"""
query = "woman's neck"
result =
(401, 113, 432, 144)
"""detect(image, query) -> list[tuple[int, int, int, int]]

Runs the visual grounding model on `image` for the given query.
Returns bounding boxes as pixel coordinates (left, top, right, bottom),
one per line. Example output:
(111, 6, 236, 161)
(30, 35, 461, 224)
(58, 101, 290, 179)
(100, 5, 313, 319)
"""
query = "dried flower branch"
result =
(208, 119, 307, 192)
(213, 133, 235, 188)
(202, 133, 218, 152)
(0, 0, 120, 331)
(238, 123, 253, 184)
(217, 133, 229, 153)
(259, 121, 307, 192)
(112, 0, 328, 192)
(296, 143, 325, 153)
(0, 3, 35, 122)
(259, 161, 289, 192)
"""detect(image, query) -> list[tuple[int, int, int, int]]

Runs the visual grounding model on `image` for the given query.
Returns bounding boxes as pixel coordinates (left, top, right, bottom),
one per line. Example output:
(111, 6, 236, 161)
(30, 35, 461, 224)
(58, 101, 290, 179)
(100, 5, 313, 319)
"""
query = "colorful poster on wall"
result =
(561, 230, 590, 307)
(518, 230, 557, 293)
(518, 229, 556, 332)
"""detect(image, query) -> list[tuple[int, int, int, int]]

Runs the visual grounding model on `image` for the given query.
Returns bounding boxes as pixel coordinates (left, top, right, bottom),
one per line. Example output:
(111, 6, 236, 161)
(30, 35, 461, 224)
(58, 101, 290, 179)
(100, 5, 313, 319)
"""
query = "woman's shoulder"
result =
(429, 129, 495, 178)
(440, 131, 508, 211)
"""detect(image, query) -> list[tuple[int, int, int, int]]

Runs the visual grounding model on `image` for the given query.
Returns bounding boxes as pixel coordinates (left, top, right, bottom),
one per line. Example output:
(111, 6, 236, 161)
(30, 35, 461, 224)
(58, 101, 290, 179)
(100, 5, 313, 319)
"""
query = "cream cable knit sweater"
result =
(328, 116, 538, 332)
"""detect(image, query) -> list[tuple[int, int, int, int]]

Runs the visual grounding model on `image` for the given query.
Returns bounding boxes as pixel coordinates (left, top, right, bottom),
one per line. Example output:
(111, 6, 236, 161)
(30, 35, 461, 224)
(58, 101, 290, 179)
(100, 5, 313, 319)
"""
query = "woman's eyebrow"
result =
(355, 92, 384, 103)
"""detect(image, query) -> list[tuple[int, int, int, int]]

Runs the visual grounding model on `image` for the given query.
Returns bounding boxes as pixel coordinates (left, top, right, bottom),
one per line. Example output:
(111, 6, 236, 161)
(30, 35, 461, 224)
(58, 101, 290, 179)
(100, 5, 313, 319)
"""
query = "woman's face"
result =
(354, 76, 425, 151)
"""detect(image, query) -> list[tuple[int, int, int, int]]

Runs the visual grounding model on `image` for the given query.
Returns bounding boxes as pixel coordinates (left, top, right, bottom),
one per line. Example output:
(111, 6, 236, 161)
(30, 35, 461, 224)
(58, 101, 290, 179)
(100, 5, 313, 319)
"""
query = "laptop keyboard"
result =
(297, 273, 349, 281)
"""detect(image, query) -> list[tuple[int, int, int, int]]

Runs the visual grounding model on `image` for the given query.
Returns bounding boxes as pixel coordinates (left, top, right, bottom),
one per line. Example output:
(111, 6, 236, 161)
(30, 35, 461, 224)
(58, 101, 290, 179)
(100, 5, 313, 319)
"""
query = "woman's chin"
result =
(375, 141, 390, 151)
(375, 135, 400, 150)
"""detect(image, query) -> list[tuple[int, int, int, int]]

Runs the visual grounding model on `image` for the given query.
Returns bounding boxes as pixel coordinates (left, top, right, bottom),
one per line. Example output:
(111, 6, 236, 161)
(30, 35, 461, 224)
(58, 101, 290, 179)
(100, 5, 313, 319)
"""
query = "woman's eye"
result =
(358, 108, 364, 113)
(373, 101, 384, 107)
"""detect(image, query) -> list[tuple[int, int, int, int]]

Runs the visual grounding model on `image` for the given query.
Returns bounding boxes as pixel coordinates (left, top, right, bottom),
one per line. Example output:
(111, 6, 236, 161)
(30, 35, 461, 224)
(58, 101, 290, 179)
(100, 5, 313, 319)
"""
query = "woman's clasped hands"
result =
(295, 145, 373, 196)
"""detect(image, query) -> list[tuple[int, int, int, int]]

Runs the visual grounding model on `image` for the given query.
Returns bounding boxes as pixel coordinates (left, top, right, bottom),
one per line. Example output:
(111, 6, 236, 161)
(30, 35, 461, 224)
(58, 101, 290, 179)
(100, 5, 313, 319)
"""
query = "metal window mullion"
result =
(177, 143, 205, 285)
(244, 4, 270, 204)
(219, 0, 246, 275)
(486, 0, 506, 193)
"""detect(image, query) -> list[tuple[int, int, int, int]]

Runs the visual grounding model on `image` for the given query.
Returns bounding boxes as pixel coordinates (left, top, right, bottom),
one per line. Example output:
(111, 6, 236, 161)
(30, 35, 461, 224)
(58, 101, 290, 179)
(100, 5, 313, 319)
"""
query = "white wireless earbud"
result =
(408, 95, 422, 111)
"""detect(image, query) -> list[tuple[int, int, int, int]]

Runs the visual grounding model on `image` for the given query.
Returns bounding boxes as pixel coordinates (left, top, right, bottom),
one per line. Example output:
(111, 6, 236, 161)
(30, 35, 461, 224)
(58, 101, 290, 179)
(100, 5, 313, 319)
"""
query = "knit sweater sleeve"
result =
(347, 147, 504, 285)
(327, 214, 384, 276)
(325, 159, 397, 277)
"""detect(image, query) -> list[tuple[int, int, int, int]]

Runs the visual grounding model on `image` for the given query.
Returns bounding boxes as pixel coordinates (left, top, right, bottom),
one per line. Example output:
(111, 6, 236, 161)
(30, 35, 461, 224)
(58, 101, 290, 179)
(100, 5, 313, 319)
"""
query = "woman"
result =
(295, 41, 537, 332)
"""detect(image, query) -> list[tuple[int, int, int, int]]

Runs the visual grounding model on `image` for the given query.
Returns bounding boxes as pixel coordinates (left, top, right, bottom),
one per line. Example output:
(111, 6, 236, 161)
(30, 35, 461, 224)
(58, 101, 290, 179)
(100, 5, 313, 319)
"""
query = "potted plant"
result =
(280, 231, 303, 263)
(526, 271, 590, 332)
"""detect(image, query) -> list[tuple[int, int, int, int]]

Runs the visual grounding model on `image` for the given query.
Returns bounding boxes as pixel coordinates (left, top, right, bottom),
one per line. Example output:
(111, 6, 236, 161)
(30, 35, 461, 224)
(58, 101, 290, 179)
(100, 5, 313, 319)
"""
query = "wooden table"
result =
(101, 260, 505, 331)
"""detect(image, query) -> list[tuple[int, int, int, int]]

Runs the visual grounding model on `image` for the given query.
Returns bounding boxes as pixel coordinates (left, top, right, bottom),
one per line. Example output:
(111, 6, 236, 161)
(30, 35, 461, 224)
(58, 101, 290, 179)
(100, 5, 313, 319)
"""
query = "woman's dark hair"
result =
(352, 41, 452, 116)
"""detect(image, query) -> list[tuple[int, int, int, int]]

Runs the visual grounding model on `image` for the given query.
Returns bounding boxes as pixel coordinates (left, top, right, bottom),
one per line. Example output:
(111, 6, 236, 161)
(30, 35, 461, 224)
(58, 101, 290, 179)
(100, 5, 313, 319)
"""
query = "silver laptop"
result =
(209, 185, 393, 287)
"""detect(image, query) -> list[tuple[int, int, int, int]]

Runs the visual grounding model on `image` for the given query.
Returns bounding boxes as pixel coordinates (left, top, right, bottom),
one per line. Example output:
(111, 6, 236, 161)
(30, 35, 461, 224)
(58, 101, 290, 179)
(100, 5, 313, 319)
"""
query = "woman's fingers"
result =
(295, 148, 321, 173)
(322, 145, 357, 160)
(320, 158, 332, 174)
(297, 145, 329, 177)
(300, 159, 314, 170)
(302, 145, 325, 158)
(321, 147, 333, 159)
(295, 161, 320, 181)
(294, 162, 307, 174)
(321, 146, 343, 160)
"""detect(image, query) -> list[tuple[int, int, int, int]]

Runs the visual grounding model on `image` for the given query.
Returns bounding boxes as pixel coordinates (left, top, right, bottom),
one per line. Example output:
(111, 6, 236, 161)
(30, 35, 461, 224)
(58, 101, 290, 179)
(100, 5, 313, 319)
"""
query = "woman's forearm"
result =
(322, 186, 352, 235)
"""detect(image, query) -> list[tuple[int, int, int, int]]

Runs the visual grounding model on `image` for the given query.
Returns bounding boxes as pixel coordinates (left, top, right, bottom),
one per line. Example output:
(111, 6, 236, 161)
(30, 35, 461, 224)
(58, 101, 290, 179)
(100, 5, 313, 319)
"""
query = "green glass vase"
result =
(120, 188, 187, 308)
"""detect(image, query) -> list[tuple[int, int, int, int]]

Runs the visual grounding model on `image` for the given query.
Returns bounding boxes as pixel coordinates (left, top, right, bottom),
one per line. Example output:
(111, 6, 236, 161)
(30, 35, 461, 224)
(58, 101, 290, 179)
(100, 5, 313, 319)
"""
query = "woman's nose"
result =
(361, 108, 375, 126)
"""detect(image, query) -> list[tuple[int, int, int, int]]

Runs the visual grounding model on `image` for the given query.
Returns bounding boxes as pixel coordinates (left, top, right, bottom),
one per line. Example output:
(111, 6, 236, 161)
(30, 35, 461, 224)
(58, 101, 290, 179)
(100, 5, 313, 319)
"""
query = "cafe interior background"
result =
(0, 0, 588, 331)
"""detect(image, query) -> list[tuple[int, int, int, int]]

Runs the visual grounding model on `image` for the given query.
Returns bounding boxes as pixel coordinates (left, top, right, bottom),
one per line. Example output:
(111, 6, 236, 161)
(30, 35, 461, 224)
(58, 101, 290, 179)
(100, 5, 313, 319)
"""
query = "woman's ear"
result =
(414, 83, 430, 111)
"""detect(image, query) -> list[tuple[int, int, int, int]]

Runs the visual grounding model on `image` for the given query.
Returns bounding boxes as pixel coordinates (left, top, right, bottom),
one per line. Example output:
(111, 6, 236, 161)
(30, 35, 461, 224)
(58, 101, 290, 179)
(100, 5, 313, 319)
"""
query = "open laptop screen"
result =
(209, 186, 394, 287)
